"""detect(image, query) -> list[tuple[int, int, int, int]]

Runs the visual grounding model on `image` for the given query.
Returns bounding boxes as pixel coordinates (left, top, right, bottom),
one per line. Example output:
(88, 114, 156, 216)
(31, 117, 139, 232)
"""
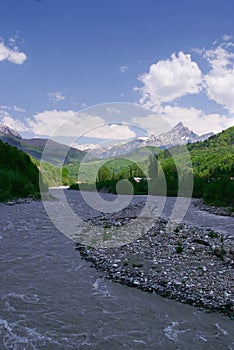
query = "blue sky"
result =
(0, 0, 234, 143)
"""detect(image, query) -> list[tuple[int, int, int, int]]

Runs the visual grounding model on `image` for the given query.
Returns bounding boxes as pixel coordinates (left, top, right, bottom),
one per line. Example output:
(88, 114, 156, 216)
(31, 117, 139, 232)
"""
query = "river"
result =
(0, 190, 234, 349)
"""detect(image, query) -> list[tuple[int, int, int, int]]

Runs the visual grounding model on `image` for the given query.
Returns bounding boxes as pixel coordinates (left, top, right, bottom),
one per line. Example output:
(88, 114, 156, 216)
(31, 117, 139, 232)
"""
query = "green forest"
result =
(69, 126, 234, 208)
(1, 125, 233, 208)
(0, 140, 42, 201)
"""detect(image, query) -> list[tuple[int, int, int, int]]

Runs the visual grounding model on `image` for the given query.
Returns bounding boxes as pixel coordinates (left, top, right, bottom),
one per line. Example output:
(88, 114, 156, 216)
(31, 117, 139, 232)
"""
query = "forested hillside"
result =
(0, 140, 42, 201)
(161, 126, 234, 206)
(69, 126, 234, 207)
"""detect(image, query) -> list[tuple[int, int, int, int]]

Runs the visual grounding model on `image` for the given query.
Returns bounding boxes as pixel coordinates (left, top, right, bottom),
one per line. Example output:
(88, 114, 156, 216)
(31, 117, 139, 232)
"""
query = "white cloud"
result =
(106, 106, 121, 114)
(223, 34, 232, 41)
(87, 124, 135, 139)
(0, 105, 11, 111)
(0, 105, 25, 113)
(48, 91, 66, 103)
(81, 102, 88, 108)
(136, 52, 202, 108)
(204, 43, 234, 113)
(131, 105, 233, 135)
(25, 109, 135, 139)
(12, 105, 26, 113)
(27, 110, 101, 137)
(159, 105, 233, 134)
(0, 39, 27, 64)
(120, 65, 129, 73)
(1, 115, 29, 132)
(0, 109, 9, 118)
(135, 40, 234, 135)
(132, 113, 171, 136)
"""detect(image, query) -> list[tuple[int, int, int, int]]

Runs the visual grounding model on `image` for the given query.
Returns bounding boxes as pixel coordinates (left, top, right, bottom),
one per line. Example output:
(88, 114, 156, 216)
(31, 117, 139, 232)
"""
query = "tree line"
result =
(69, 126, 234, 208)
(0, 140, 42, 201)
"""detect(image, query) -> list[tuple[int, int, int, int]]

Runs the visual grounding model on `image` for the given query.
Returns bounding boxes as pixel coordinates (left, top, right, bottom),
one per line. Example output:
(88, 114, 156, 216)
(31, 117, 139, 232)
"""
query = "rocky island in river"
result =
(75, 203, 234, 318)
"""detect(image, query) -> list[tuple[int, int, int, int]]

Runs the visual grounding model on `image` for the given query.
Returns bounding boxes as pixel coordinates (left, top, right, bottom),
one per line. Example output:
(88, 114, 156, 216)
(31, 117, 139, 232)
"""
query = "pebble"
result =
(193, 199, 234, 217)
(75, 203, 234, 318)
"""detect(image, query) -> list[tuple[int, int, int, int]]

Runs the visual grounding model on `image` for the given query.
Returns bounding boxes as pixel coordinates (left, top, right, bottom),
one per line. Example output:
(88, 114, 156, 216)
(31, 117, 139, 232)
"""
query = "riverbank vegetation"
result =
(68, 126, 234, 208)
(0, 140, 43, 201)
(3, 125, 232, 208)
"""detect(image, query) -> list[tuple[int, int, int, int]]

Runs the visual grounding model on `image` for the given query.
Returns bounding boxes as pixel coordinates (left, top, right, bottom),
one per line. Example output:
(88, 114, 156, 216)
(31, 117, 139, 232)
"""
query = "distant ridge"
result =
(75, 122, 214, 159)
(0, 124, 85, 165)
(0, 123, 22, 139)
(0, 121, 216, 163)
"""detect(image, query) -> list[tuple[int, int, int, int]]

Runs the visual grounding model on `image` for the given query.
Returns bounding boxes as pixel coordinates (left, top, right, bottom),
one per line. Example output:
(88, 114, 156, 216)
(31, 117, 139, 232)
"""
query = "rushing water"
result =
(0, 190, 234, 349)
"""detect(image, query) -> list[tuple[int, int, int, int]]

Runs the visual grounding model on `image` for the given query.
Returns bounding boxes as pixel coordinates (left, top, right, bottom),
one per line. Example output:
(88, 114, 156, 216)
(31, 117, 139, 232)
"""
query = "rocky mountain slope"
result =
(75, 122, 214, 159)
(0, 124, 85, 165)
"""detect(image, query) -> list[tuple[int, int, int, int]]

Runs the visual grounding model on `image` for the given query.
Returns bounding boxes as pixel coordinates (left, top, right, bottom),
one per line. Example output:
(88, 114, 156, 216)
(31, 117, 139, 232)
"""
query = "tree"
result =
(97, 165, 112, 182)
(148, 154, 158, 179)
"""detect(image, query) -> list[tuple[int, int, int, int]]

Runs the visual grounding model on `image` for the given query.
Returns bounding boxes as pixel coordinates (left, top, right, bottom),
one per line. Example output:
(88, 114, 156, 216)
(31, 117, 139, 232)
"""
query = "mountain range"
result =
(74, 122, 214, 159)
(0, 123, 85, 166)
(0, 122, 213, 163)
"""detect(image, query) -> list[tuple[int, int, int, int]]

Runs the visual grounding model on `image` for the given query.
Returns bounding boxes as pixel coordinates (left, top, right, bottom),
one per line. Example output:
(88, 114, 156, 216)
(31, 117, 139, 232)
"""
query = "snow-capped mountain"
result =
(0, 121, 214, 162)
(73, 143, 102, 152)
(75, 122, 214, 159)
(0, 123, 22, 139)
(142, 122, 214, 148)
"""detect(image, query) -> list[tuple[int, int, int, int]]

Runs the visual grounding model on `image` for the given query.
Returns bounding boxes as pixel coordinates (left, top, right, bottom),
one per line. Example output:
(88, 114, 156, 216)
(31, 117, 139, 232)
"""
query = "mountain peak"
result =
(0, 123, 22, 139)
(174, 122, 184, 128)
(173, 122, 186, 130)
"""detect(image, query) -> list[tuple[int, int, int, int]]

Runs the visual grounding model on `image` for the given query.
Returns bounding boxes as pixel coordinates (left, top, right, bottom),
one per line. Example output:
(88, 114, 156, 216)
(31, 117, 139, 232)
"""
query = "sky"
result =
(0, 0, 234, 144)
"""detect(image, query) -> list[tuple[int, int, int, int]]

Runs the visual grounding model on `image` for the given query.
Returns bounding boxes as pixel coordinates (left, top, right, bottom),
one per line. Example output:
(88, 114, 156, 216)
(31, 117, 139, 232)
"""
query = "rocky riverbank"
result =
(193, 199, 234, 217)
(0, 192, 58, 206)
(0, 197, 37, 206)
(76, 211, 234, 318)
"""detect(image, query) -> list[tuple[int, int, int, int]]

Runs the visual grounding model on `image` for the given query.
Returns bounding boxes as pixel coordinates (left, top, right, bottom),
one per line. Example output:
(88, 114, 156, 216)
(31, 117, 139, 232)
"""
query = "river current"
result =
(0, 190, 234, 349)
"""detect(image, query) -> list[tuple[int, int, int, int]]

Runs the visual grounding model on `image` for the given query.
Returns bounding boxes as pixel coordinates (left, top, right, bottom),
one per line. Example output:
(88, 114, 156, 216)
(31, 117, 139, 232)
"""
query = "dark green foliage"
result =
(97, 164, 113, 182)
(189, 126, 234, 207)
(208, 230, 218, 239)
(0, 140, 42, 201)
(203, 177, 234, 206)
(69, 183, 80, 190)
(93, 158, 148, 195)
(132, 262, 144, 268)
(159, 126, 234, 206)
(148, 154, 158, 179)
(176, 241, 184, 254)
(69, 126, 233, 208)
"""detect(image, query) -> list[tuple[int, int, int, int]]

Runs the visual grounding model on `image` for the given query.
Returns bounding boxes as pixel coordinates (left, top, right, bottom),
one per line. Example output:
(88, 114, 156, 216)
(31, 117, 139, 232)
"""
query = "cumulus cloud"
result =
(25, 109, 135, 139)
(26, 110, 101, 137)
(86, 124, 135, 139)
(120, 65, 129, 73)
(0, 39, 27, 64)
(131, 105, 232, 135)
(1, 115, 29, 132)
(136, 52, 202, 108)
(132, 113, 171, 136)
(159, 105, 232, 134)
(204, 43, 234, 113)
(135, 39, 234, 133)
(48, 91, 66, 103)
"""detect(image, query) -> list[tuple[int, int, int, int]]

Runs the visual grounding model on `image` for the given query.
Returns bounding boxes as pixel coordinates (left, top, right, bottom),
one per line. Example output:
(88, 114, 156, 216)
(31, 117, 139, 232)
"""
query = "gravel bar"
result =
(76, 208, 234, 318)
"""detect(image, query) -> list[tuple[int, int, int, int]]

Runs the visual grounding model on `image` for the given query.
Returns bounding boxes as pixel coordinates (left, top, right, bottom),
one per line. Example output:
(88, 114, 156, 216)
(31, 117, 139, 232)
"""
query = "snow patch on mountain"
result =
(0, 123, 22, 139)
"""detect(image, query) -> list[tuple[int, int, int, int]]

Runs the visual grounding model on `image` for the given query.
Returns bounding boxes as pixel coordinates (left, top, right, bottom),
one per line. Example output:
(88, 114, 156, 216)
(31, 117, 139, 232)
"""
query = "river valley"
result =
(0, 190, 234, 349)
